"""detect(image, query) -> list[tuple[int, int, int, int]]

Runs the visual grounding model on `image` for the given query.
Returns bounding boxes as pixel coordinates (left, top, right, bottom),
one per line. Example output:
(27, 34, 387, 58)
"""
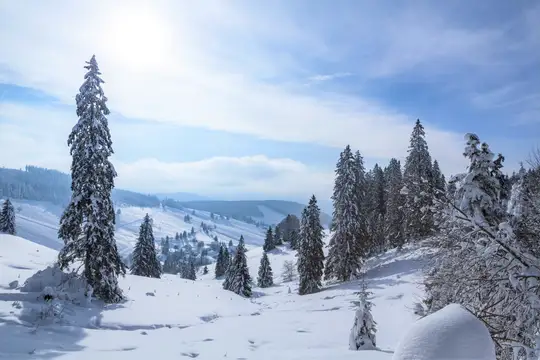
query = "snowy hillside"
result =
(0, 234, 428, 359)
(6, 199, 268, 258)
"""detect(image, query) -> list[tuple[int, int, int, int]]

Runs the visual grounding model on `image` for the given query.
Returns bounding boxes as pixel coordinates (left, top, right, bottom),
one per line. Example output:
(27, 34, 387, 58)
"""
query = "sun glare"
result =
(103, 6, 173, 71)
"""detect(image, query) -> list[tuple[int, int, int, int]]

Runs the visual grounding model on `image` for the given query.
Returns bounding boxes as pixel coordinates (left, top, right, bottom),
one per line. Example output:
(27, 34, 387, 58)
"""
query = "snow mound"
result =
(392, 303, 495, 360)
(21, 265, 90, 304)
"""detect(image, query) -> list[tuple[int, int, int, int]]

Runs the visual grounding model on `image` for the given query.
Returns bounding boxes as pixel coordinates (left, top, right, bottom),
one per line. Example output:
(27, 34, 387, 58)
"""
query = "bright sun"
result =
(103, 6, 172, 71)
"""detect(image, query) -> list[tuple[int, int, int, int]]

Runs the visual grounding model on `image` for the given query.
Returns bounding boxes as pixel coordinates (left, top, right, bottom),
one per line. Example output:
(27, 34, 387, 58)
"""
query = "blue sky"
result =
(0, 0, 539, 203)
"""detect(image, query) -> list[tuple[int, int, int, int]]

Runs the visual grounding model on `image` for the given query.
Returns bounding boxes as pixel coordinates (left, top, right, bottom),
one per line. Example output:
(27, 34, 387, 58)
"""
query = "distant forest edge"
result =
(0, 166, 161, 208)
(0, 166, 330, 225)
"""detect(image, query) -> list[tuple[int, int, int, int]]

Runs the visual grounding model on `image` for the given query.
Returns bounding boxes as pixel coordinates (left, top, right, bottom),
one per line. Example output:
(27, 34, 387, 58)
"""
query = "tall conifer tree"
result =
(385, 159, 405, 249)
(325, 145, 364, 282)
(274, 226, 283, 246)
(215, 245, 225, 278)
(57, 55, 125, 303)
(223, 235, 252, 297)
(365, 164, 386, 253)
(353, 151, 369, 249)
(131, 214, 161, 278)
(403, 119, 435, 239)
(263, 226, 275, 252)
(298, 195, 325, 295)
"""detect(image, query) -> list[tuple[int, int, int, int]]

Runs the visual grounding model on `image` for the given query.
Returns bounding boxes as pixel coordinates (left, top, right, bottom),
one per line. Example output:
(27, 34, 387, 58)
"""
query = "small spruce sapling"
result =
(0, 198, 16, 235)
(349, 280, 377, 350)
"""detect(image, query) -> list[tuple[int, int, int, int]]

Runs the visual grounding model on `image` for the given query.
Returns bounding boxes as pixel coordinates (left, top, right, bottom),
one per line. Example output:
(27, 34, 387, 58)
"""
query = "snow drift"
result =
(392, 303, 495, 360)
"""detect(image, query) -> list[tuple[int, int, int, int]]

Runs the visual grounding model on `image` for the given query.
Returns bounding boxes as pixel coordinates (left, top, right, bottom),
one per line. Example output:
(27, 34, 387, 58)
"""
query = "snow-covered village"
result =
(1, 2, 539, 360)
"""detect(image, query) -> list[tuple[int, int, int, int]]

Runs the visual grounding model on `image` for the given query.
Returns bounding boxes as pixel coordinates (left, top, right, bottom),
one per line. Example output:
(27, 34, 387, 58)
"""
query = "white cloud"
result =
(0, 1, 472, 178)
(0, 102, 333, 199)
(0, 103, 71, 171)
(307, 73, 352, 83)
(115, 156, 334, 200)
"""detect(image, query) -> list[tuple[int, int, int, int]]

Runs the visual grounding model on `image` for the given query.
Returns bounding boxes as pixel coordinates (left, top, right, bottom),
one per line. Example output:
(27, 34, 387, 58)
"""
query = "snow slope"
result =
(0, 233, 429, 360)
(7, 199, 267, 258)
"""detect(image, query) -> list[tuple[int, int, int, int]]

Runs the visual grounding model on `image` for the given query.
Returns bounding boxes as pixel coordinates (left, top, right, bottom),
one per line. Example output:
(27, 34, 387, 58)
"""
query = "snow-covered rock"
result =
(392, 303, 495, 360)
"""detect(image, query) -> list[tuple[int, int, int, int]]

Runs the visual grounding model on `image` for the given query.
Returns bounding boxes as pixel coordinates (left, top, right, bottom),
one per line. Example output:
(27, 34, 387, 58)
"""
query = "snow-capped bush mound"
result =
(21, 265, 90, 304)
(392, 303, 495, 360)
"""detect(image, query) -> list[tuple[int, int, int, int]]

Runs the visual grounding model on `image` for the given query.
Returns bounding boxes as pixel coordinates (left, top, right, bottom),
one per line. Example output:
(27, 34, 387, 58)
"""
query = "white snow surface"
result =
(392, 303, 496, 360)
(0, 231, 434, 359)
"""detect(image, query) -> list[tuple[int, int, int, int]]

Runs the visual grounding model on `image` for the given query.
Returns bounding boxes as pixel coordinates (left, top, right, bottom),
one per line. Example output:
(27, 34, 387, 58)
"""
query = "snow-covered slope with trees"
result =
(4, 198, 268, 258)
(0, 233, 429, 359)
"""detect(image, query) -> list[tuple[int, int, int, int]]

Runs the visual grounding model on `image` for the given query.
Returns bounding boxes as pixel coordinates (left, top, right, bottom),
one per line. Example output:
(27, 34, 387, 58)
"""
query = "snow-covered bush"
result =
(21, 265, 90, 305)
(393, 304, 495, 360)
(424, 134, 540, 358)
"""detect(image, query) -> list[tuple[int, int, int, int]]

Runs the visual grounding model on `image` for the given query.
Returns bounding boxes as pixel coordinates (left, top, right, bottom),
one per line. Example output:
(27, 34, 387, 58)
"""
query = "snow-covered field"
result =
(0, 230, 428, 359)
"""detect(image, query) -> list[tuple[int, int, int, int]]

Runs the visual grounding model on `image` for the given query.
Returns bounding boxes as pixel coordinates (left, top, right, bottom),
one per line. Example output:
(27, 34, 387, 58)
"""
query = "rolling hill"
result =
(173, 200, 332, 227)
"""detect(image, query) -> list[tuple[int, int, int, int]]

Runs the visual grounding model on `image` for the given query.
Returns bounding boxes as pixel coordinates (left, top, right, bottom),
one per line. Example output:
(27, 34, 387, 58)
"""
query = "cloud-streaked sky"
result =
(1, 0, 539, 202)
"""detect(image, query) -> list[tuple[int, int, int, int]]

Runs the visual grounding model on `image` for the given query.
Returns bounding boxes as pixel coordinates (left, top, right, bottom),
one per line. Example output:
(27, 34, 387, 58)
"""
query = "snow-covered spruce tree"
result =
(424, 133, 540, 358)
(215, 245, 226, 278)
(223, 235, 252, 297)
(353, 150, 369, 251)
(384, 159, 405, 249)
(131, 214, 161, 278)
(257, 252, 274, 288)
(57, 55, 125, 303)
(325, 145, 366, 282)
(289, 229, 299, 250)
(223, 245, 231, 273)
(185, 261, 196, 280)
(0, 198, 16, 235)
(297, 195, 325, 295)
(263, 226, 275, 252)
(203, 265, 208, 275)
(161, 237, 170, 257)
(514, 168, 540, 259)
(431, 159, 446, 198)
(349, 281, 377, 350)
(403, 119, 435, 240)
(274, 226, 283, 246)
(365, 164, 386, 254)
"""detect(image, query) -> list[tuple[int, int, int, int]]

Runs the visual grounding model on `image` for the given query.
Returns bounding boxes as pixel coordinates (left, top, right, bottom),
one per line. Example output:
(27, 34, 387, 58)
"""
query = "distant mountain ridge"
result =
(0, 166, 160, 208)
(0, 166, 331, 226)
(155, 192, 210, 202)
(173, 199, 332, 227)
